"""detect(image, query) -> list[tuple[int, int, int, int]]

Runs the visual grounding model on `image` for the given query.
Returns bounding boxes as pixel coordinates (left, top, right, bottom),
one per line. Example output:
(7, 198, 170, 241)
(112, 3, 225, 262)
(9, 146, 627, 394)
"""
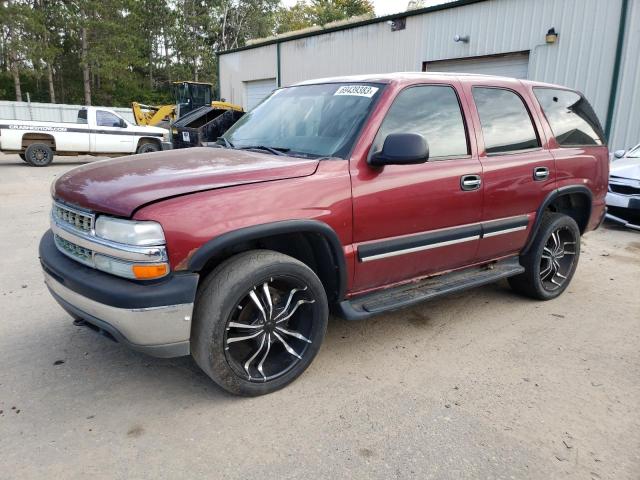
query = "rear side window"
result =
(373, 85, 469, 158)
(77, 109, 88, 124)
(472, 87, 540, 154)
(533, 88, 604, 146)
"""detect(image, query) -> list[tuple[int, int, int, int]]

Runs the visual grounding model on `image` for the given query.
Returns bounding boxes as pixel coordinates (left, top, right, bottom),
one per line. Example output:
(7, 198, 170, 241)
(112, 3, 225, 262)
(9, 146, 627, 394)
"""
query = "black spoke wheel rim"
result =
(30, 147, 50, 165)
(539, 226, 577, 291)
(224, 275, 318, 383)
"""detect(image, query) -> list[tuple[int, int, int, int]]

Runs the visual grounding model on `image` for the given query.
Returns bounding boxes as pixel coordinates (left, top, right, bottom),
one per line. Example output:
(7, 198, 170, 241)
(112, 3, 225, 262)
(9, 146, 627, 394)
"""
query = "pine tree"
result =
(0, 0, 378, 106)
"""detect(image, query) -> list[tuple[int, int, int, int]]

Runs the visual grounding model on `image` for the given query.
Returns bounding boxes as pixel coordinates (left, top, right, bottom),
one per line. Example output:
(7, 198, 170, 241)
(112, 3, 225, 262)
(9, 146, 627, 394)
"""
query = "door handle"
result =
(460, 174, 482, 191)
(533, 166, 550, 181)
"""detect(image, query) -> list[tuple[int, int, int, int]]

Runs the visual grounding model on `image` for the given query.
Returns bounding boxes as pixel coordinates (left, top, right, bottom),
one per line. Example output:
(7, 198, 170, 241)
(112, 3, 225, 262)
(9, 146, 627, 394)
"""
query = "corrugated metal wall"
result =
(609, 0, 640, 150)
(219, 45, 277, 107)
(0, 101, 136, 123)
(280, 21, 413, 82)
(220, 0, 635, 149)
(413, 0, 622, 121)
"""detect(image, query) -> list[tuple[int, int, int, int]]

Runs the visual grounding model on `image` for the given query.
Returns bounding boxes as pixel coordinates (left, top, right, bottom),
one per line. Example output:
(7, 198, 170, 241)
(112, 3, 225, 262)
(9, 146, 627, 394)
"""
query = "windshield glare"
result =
(222, 83, 384, 158)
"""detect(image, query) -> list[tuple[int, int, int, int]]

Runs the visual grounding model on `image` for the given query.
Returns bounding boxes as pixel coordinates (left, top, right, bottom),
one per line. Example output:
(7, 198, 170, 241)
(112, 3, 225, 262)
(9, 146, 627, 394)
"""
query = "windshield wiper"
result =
(238, 145, 289, 156)
(286, 151, 330, 160)
(216, 137, 234, 148)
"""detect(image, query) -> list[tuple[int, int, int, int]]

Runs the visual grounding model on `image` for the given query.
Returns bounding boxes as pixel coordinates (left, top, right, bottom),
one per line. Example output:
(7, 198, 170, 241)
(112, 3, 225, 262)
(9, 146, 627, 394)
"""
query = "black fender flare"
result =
(522, 185, 593, 254)
(187, 219, 348, 301)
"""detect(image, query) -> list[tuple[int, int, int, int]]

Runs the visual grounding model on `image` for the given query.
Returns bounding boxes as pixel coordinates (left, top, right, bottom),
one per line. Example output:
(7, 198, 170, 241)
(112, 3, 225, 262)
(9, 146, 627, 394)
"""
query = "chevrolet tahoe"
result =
(39, 73, 609, 396)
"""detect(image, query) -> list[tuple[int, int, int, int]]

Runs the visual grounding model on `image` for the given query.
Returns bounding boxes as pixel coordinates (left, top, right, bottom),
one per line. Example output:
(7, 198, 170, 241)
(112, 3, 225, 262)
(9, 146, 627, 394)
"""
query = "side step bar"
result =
(337, 257, 524, 321)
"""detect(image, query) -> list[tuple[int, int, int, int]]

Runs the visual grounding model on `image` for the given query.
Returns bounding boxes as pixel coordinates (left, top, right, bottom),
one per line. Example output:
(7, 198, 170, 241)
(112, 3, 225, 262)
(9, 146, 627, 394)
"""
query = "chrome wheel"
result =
(224, 276, 317, 382)
(539, 226, 577, 291)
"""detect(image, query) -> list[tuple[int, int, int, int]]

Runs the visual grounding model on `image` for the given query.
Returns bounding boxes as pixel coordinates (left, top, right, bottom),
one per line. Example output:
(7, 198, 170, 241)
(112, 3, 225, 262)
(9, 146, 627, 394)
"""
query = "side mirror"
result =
(613, 149, 626, 159)
(369, 133, 429, 167)
(119, 119, 128, 128)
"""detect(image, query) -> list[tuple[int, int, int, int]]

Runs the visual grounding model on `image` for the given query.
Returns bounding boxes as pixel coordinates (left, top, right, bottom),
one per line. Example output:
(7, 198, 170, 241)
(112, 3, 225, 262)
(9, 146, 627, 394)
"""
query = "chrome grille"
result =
(54, 234, 93, 265)
(53, 203, 94, 232)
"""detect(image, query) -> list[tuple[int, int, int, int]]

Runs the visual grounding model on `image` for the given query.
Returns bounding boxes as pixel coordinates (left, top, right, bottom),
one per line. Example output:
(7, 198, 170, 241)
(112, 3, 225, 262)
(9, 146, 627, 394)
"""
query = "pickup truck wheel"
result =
(191, 250, 328, 396)
(509, 212, 580, 300)
(24, 143, 54, 167)
(137, 142, 160, 154)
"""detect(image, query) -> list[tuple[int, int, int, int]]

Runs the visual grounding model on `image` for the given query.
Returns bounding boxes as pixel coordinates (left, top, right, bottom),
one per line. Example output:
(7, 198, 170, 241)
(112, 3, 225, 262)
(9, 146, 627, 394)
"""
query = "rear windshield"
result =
(533, 88, 605, 146)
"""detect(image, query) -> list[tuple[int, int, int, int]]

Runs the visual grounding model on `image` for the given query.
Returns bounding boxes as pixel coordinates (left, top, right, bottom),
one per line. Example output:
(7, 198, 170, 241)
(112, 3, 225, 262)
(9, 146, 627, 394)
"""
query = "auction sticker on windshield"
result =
(334, 85, 379, 98)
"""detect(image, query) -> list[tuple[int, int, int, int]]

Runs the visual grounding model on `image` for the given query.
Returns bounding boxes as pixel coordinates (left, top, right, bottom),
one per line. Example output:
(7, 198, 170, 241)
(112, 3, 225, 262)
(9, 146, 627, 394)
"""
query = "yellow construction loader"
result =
(131, 81, 242, 127)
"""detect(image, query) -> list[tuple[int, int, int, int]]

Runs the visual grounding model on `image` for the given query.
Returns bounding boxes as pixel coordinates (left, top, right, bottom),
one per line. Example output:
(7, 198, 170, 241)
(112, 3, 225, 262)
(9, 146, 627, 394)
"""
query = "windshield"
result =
(222, 83, 384, 158)
(191, 84, 212, 106)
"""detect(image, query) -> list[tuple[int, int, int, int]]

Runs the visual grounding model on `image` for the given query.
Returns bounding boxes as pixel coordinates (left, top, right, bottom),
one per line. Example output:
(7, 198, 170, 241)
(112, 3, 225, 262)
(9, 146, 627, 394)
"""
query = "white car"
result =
(0, 107, 169, 166)
(606, 143, 640, 230)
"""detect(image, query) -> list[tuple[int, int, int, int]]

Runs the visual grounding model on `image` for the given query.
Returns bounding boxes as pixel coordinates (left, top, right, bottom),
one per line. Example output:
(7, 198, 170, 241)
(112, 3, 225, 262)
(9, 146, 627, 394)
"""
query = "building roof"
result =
(217, 0, 489, 56)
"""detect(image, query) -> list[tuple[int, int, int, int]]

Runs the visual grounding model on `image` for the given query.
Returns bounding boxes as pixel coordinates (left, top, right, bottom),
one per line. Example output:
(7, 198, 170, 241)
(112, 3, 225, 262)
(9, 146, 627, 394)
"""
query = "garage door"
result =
(245, 78, 277, 110)
(423, 52, 530, 79)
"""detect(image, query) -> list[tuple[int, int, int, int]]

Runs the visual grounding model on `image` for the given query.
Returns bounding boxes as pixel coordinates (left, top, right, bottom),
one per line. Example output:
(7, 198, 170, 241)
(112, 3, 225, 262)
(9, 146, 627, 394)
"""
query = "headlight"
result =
(163, 130, 171, 142)
(94, 217, 165, 246)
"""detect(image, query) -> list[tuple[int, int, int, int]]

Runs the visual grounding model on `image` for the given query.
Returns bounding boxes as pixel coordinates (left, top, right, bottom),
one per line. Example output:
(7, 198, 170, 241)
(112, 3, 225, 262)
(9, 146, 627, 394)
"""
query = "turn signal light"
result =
(132, 263, 169, 280)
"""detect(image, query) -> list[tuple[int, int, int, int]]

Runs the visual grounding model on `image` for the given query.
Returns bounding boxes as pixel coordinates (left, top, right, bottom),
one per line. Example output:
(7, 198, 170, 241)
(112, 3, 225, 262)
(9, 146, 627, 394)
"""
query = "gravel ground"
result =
(1, 153, 639, 480)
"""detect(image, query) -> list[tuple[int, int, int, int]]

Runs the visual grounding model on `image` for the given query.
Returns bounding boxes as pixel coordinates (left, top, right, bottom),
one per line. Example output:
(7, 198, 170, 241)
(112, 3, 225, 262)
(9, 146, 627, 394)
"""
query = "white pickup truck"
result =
(0, 106, 169, 166)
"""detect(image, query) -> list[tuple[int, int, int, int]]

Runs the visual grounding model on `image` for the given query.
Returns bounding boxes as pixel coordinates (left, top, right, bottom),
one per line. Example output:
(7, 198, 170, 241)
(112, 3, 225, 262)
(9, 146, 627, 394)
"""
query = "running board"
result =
(337, 257, 524, 321)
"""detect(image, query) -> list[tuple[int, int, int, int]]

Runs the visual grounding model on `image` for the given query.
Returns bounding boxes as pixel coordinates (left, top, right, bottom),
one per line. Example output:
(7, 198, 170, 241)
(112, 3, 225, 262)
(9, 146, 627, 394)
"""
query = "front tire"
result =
(191, 250, 329, 396)
(509, 212, 581, 300)
(136, 142, 160, 154)
(24, 143, 54, 167)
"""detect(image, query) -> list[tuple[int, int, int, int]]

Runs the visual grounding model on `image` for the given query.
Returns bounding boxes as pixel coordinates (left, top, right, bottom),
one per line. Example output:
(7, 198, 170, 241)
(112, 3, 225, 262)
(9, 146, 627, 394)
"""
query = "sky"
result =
(279, 1, 449, 17)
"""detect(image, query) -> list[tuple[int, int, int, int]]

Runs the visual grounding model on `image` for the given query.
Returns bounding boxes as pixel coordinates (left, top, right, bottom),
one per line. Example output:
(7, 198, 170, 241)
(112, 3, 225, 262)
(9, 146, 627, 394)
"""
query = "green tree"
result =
(276, 0, 374, 33)
(0, 0, 378, 108)
(3, 0, 43, 100)
(31, 0, 65, 102)
(311, 0, 374, 25)
(217, 0, 280, 51)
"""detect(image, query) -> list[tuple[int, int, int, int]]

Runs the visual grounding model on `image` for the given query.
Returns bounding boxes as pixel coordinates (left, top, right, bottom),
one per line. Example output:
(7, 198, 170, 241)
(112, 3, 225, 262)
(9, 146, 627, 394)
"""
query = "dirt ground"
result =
(0, 153, 638, 480)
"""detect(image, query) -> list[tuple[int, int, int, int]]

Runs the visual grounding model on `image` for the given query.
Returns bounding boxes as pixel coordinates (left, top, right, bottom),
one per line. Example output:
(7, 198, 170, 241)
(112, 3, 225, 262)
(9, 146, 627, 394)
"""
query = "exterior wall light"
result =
(454, 34, 470, 43)
(545, 28, 558, 44)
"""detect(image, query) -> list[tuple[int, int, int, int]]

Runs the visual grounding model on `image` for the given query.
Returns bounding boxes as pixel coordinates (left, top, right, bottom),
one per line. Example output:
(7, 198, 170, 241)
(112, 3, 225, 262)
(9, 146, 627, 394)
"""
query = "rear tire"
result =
(509, 212, 581, 300)
(191, 250, 328, 396)
(136, 142, 160, 154)
(24, 143, 54, 167)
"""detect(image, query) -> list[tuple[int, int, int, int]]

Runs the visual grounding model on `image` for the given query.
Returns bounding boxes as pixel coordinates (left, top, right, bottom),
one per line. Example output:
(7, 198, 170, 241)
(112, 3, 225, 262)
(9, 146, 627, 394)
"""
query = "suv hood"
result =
(610, 156, 640, 181)
(54, 147, 319, 217)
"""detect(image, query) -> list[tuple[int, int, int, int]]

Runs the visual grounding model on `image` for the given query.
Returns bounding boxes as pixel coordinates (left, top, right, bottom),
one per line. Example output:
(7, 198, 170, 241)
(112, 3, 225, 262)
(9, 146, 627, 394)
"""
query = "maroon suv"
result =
(40, 73, 608, 395)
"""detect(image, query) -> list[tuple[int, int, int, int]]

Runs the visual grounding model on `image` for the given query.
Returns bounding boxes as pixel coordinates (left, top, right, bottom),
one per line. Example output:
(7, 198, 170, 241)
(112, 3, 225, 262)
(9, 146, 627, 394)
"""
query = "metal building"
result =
(218, 0, 638, 150)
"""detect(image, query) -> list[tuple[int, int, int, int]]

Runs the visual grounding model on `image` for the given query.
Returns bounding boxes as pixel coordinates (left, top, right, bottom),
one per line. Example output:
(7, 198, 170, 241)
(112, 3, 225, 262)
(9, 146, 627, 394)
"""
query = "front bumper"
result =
(605, 191, 640, 230)
(40, 230, 199, 357)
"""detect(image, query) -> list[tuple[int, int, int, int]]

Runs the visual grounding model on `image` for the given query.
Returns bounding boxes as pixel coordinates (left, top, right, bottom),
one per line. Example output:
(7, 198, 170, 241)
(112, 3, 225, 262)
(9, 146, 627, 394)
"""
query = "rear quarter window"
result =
(533, 88, 605, 146)
(77, 109, 88, 124)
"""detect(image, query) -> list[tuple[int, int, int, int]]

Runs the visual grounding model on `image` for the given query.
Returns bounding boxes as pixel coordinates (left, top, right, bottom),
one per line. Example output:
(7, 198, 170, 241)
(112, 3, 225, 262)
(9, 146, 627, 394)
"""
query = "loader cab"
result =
(174, 81, 213, 118)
